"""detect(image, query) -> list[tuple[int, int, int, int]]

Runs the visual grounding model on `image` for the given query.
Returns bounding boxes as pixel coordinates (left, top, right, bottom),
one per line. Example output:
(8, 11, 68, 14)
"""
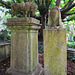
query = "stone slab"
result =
(43, 28, 67, 75)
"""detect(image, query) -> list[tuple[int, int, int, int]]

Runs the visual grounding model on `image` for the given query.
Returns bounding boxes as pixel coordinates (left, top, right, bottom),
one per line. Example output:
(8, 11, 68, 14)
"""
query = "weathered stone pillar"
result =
(43, 28, 67, 75)
(4, 17, 43, 75)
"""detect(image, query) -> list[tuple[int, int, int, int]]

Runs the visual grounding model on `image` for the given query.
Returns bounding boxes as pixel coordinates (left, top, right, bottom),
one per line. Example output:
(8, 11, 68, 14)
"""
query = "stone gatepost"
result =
(43, 28, 67, 75)
(4, 17, 43, 75)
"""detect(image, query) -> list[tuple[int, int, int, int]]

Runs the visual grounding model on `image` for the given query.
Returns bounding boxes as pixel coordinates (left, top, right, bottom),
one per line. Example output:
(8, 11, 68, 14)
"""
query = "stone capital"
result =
(4, 17, 42, 30)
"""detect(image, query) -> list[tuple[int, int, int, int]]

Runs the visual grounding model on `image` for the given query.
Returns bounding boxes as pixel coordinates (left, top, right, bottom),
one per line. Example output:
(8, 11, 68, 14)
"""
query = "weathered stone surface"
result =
(10, 29, 38, 72)
(67, 48, 75, 58)
(6, 64, 44, 75)
(4, 17, 41, 30)
(48, 6, 62, 29)
(0, 43, 10, 62)
(4, 18, 43, 75)
(43, 28, 67, 75)
(11, 2, 37, 17)
(7, 17, 40, 24)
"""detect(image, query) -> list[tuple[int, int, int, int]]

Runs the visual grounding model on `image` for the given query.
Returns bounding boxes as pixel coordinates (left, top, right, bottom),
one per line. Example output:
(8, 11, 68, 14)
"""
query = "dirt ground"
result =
(0, 54, 75, 75)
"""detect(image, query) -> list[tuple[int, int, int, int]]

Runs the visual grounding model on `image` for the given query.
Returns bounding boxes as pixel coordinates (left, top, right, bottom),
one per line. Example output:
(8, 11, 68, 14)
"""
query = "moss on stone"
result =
(43, 28, 67, 75)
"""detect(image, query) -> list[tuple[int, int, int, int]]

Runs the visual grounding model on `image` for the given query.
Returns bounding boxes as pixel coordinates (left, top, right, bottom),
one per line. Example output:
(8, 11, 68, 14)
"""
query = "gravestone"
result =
(4, 17, 43, 75)
(43, 6, 67, 75)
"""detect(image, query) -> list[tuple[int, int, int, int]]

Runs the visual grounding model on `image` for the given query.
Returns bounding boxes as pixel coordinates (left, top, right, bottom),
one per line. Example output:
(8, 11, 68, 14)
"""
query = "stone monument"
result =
(11, 1, 37, 17)
(43, 6, 67, 75)
(4, 17, 43, 75)
(4, 2, 43, 74)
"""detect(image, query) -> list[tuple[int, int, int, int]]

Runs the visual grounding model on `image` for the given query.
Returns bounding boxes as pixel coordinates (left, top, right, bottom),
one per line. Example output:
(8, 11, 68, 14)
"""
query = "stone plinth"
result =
(43, 28, 67, 75)
(4, 17, 43, 75)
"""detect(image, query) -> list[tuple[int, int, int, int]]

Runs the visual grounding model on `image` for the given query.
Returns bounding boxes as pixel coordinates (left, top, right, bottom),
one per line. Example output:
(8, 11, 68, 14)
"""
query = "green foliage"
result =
(63, 23, 70, 34)
(0, 31, 11, 41)
(60, 0, 69, 7)
(35, 11, 40, 17)
(63, 20, 75, 35)
(67, 41, 75, 48)
(71, 57, 75, 62)
(49, 0, 55, 9)
(0, 6, 11, 35)
(6, 35, 11, 40)
(0, 0, 74, 21)
(64, 0, 69, 3)
(6, 1, 11, 5)
(16, 0, 23, 3)
(0, 33, 5, 40)
(62, 0, 75, 21)
(5, 9, 11, 15)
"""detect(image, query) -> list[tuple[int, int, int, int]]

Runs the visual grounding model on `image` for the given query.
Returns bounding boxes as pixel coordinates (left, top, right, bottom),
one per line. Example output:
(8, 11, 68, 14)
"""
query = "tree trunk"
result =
(39, 14, 46, 41)
(56, 0, 61, 7)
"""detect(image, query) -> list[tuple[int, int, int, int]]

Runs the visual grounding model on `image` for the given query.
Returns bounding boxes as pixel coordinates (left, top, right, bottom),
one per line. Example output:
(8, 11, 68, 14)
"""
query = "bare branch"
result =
(48, 0, 52, 7)
(61, 3, 75, 13)
(61, 0, 74, 11)
(56, 0, 61, 7)
(64, 12, 75, 16)
(12, 0, 16, 3)
(0, 1, 11, 8)
(68, 0, 74, 6)
(37, 0, 40, 6)
(40, 0, 42, 3)
(63, 17, 75, 22)
(42, 0, 44, 4)
(46, 0, 52, 7)
(61, 0, 71, 10)
(34, 0, 39, 6)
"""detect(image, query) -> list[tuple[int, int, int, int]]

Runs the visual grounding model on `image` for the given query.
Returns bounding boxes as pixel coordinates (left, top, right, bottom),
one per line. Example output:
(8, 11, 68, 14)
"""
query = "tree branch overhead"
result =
(0, 0, 11, 8)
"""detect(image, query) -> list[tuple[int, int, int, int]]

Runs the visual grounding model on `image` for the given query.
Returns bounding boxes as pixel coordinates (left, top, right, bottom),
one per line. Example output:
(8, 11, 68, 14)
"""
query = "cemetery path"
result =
(0, 54, 75, 75)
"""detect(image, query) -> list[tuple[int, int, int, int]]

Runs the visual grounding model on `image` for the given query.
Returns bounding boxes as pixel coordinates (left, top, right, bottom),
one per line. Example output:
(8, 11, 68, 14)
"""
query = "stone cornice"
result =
(4, 17, 42, 30)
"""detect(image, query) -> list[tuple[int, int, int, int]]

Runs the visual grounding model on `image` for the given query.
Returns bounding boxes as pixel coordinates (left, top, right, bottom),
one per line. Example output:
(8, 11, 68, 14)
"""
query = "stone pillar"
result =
(4, 17, 43, 75)
(43, 28, 67, 75)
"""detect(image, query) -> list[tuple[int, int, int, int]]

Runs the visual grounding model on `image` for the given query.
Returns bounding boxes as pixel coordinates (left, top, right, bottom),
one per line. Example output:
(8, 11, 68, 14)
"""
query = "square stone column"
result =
(4, 17, 43, 75)
(43, 28, 67, 75)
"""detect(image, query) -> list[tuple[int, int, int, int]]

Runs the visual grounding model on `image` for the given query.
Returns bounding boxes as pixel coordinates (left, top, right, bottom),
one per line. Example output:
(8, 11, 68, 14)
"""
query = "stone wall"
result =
(0, 43, 10, 62)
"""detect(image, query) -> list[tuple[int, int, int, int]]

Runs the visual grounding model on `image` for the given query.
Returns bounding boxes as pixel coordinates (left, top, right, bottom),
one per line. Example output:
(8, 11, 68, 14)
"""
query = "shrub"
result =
(6, 35, 11, 40)
(73, 36, 75, 41)
(67, 41, 75, 48)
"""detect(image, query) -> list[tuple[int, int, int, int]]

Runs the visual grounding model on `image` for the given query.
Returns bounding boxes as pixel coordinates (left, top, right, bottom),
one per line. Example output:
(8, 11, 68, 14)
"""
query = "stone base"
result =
(5, 64, 44, 75)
